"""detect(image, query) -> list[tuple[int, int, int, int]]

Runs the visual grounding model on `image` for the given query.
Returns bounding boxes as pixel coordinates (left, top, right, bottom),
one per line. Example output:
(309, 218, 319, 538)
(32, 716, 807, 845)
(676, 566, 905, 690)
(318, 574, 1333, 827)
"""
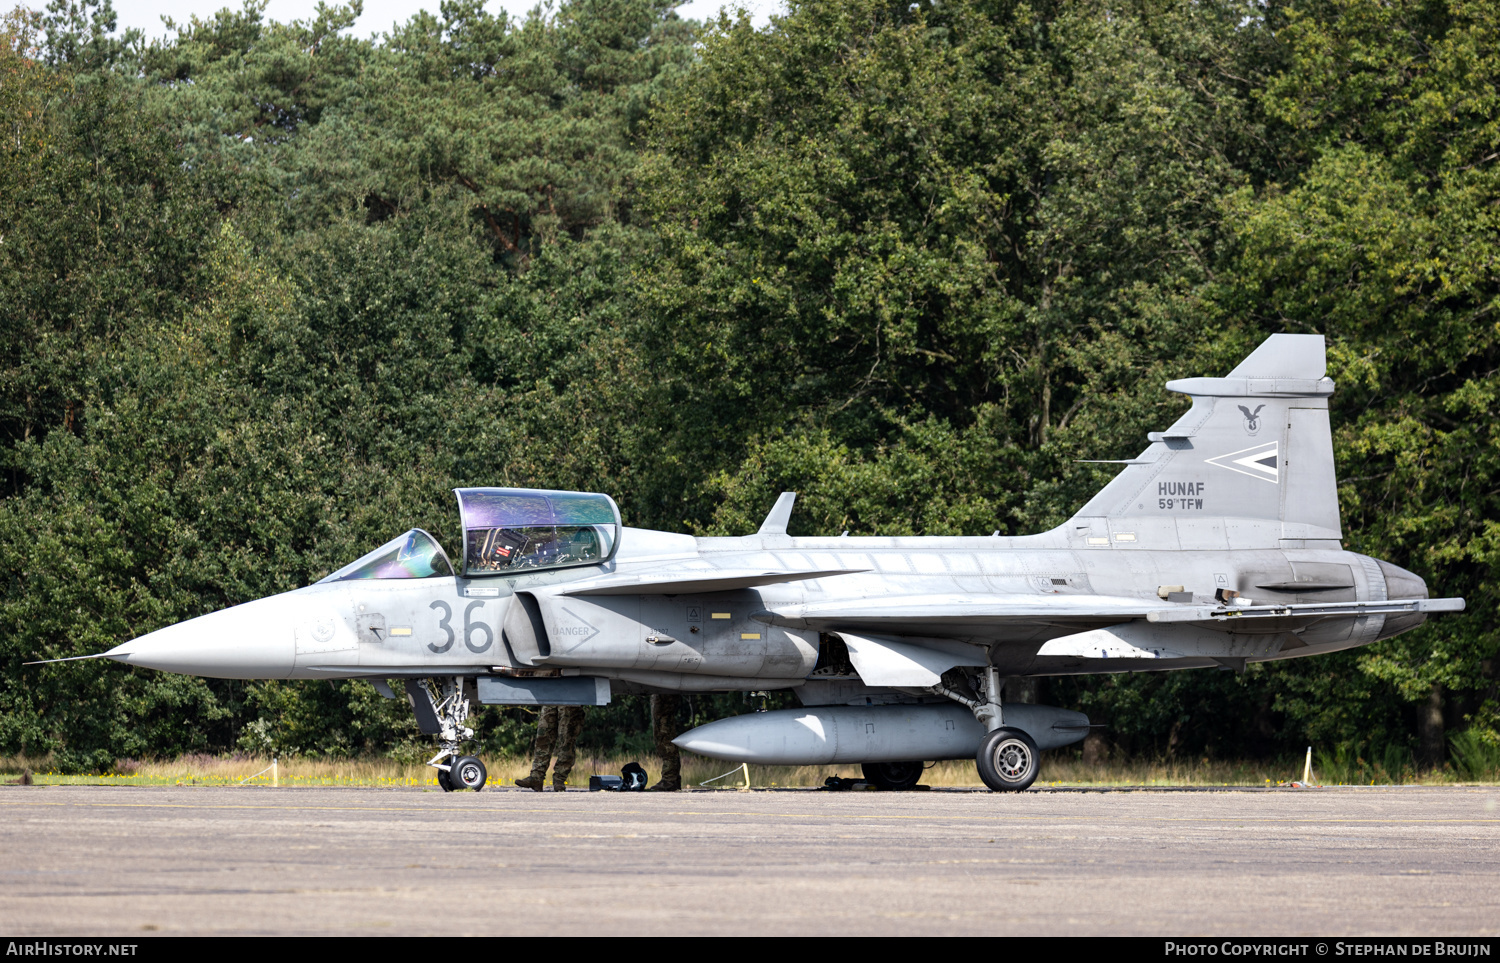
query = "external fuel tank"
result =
(673, 702, 1089, 765)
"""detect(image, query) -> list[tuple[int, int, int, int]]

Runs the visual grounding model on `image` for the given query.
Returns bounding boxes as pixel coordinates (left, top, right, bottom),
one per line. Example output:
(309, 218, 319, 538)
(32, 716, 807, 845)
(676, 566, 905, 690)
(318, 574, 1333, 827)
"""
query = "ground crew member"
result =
(649, 694, 682, 791)
(515, 705, 584, 791)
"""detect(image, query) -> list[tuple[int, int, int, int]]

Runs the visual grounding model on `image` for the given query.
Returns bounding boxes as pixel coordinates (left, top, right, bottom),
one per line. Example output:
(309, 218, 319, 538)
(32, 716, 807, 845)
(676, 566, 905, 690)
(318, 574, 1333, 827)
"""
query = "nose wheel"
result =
(451, 755, 487, 791)
(435, 756, 487, 792)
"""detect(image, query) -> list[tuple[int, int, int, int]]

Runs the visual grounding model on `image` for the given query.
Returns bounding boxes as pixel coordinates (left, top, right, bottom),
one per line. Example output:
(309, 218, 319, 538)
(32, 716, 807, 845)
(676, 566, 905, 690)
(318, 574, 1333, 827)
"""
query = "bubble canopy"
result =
(318, 529, 455, 583)
(455, 488, 620, 577)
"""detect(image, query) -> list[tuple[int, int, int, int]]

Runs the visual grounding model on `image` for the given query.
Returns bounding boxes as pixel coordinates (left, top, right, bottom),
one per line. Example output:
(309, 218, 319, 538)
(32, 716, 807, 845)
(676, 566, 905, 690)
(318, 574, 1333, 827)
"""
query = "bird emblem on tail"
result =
(1238, 404, 1265, 434)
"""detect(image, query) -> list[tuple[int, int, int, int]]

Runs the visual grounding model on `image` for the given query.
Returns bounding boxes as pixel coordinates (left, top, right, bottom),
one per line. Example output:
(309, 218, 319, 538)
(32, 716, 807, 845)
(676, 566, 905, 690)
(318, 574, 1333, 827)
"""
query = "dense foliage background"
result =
(1, 0, 1495, 773)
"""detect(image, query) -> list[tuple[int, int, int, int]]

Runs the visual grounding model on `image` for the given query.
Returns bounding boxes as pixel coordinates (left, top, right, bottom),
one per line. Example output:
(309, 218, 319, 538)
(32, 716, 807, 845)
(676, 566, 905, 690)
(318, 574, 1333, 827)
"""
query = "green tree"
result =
(637, 0, 1268, 535)
(38, 0, 139, 70)
(360, 0, 695, 261)
(0, 33, 219, 493)
(1219, 0, 1500, 760)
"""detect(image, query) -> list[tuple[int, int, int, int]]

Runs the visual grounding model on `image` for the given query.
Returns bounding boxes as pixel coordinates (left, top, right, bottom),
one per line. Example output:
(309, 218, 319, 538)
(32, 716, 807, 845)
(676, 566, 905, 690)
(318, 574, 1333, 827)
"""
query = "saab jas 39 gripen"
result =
(36, 334, 1464, 791)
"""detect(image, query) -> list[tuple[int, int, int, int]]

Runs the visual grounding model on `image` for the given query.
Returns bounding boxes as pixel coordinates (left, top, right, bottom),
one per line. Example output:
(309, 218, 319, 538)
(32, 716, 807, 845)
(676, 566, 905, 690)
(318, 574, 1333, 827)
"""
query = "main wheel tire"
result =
(976, 727, 1039, 792)
(861, 761, 925, 791)
(452, 755, 487, 791)
(437, 767, 455, 792)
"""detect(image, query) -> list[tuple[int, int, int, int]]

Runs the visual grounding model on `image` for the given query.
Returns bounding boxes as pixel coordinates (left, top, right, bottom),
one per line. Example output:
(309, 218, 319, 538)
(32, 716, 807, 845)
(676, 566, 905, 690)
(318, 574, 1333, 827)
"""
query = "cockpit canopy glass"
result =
(318, 529, 455, 583)
(455, 488, 620, 576)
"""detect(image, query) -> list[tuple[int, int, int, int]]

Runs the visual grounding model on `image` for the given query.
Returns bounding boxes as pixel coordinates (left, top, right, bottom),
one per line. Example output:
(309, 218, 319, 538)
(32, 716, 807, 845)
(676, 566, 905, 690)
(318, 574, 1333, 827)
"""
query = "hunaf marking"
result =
(1159, 480, 1206, 510)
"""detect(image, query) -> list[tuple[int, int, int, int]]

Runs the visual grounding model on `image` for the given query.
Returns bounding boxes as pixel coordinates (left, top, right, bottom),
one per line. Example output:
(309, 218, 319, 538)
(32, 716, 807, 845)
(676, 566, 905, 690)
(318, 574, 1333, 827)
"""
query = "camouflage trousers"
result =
(651, 694, 681, 788)
(529, 705, 585, 781)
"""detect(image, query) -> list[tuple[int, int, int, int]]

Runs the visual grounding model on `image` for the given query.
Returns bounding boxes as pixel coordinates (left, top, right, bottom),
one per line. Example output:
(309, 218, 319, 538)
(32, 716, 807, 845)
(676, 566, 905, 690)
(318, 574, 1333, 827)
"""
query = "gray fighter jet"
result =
(40, 334, 1464, 791)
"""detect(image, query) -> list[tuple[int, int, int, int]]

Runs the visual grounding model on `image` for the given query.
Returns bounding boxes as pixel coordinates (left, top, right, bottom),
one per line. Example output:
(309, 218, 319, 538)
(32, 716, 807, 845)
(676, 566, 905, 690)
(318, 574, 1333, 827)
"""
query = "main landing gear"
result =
(861, 761, 925, 791)
(411, 677, 488, 792)
(927, 666, 1042, 792)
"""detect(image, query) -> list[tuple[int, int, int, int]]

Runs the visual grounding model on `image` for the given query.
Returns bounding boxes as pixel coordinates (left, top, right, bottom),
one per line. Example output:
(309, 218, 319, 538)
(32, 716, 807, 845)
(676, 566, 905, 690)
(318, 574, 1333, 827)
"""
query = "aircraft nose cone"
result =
(108, 596, 296, 679)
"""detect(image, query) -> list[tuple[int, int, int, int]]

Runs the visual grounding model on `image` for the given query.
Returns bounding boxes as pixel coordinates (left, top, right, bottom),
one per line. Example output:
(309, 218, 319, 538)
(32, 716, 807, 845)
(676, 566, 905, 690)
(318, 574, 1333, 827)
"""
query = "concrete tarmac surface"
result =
(1, 784, 1498, 936)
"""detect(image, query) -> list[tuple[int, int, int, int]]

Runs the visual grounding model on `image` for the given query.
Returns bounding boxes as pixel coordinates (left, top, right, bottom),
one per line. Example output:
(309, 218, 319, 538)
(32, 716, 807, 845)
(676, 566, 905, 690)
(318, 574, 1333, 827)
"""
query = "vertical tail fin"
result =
(1070, 334, 1341, 550)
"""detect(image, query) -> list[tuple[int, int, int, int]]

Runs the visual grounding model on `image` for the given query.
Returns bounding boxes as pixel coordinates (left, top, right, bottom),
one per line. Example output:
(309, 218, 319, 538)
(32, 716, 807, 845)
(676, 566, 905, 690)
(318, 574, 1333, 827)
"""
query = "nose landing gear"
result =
(411, 677, 488, 792)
